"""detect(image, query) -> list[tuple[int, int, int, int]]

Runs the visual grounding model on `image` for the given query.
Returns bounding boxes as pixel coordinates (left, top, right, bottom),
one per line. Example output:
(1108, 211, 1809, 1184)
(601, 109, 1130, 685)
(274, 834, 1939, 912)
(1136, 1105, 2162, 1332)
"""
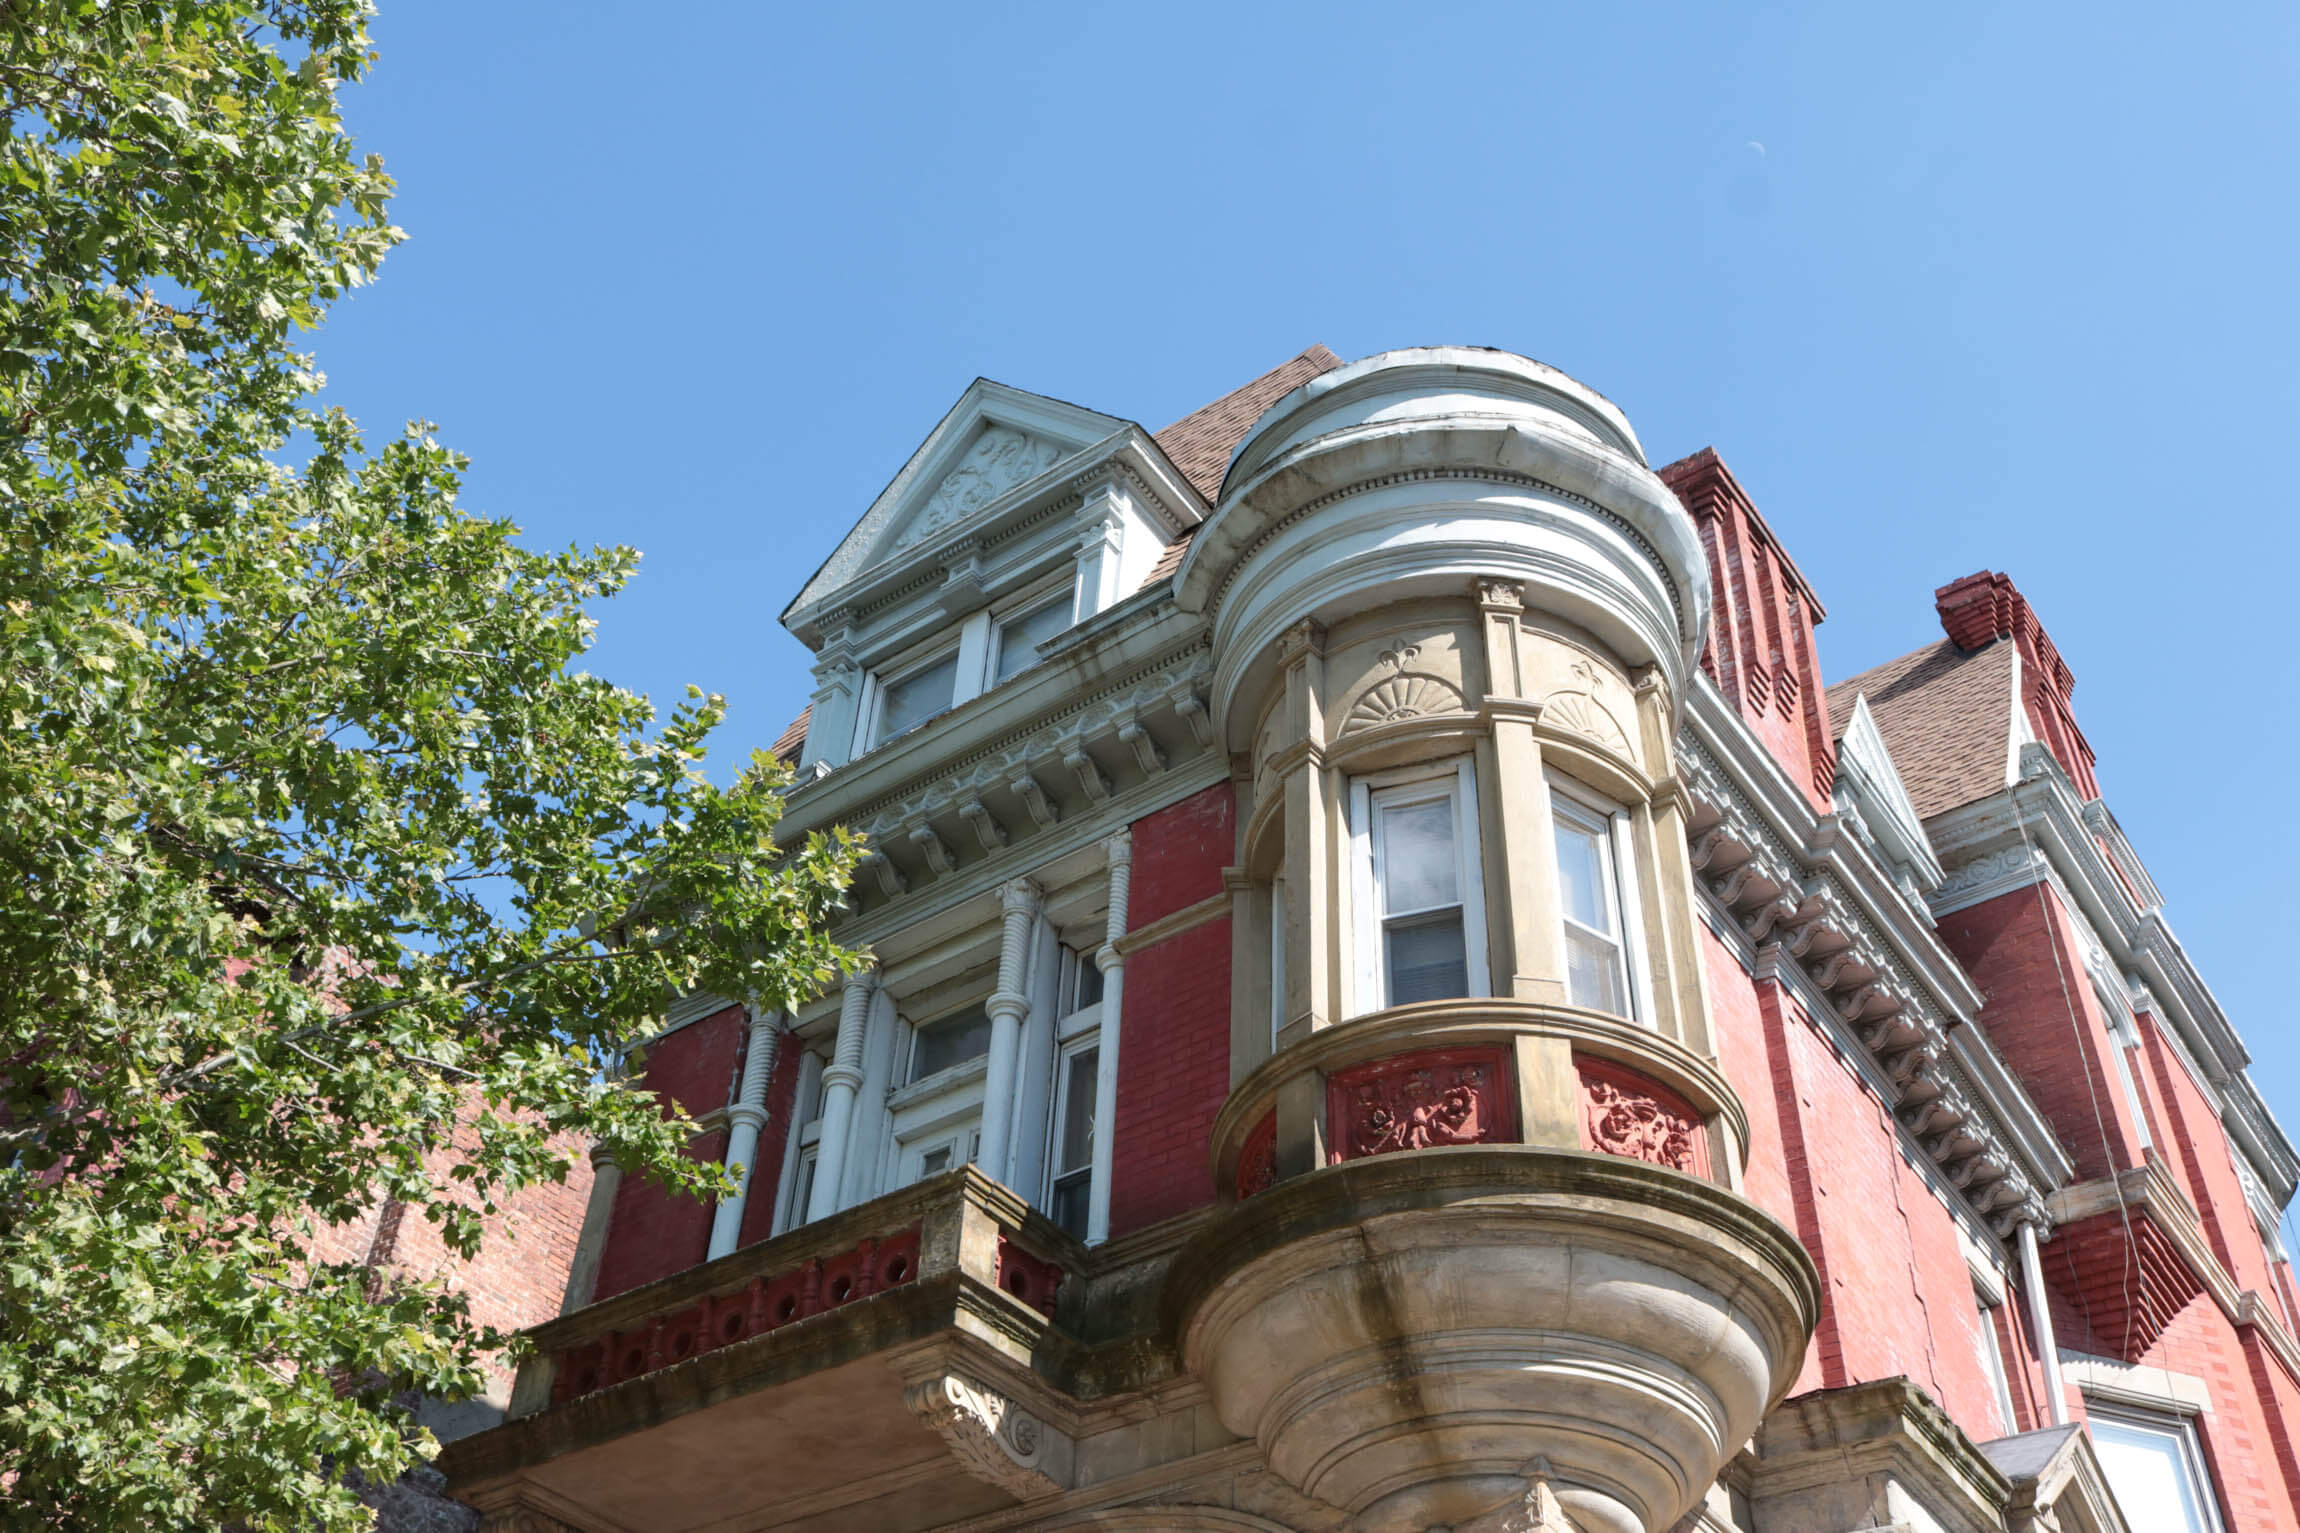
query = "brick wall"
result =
(591, 1003, 746, 1301)
(1936, 883, 2148, 1181)
(1703, 925, 2012, 1439)
(1109, 785, 1236, 1238)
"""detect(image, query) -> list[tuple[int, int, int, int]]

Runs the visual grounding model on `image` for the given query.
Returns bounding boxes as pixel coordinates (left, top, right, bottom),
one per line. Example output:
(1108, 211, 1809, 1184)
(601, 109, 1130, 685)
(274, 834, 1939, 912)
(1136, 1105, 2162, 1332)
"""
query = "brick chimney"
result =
(1934, 571, 2100, 800)
(1660, 448, 1835, 810)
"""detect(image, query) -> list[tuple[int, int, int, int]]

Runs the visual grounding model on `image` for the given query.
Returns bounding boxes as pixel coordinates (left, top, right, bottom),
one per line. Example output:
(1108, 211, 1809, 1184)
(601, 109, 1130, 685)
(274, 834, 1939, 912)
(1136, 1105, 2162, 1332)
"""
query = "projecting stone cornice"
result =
(1679, 678, 2065, 1236)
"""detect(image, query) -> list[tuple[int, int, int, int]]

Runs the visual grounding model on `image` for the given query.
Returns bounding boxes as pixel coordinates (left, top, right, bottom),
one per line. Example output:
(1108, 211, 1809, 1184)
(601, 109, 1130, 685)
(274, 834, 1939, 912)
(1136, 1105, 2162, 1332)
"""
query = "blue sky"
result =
(315, 4, 2300, 1162)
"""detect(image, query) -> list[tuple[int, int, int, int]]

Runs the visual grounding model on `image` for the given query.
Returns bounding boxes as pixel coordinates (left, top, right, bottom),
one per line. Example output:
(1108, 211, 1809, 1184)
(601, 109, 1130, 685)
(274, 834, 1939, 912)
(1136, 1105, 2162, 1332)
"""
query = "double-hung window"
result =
(872, 650, 960, 748)
(1550, 774, 1645, 1021)
(1044, 947, 1103, 1239)
(2089, 1408, 2227, 1533)
(1351, 760, 1488, 1013)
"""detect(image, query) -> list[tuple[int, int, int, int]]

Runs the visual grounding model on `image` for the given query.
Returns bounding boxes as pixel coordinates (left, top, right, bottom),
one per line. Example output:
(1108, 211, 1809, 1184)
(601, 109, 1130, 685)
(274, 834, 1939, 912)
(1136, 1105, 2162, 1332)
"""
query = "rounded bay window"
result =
(1175, 348, 1814, 1533)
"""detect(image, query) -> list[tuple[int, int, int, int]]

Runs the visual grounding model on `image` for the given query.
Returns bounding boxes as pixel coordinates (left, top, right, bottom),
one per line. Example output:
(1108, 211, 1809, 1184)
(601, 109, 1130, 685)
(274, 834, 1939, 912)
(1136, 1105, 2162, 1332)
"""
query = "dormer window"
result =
(991, 595, 1073, 686)
(872, 650, 960, 747)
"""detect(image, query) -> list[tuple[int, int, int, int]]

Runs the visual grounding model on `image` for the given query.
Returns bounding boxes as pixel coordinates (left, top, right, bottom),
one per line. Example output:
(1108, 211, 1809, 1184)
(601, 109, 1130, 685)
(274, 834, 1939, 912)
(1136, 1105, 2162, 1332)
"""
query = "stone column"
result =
(976, 878, 1041, 1185)
(706, 1011, 781, 1261)
(1476, 577, 1569, 1003)
(558, 1139, 621, 1315)
(808, 966, 875, 1224)
(1085, 833, 1133, 1246)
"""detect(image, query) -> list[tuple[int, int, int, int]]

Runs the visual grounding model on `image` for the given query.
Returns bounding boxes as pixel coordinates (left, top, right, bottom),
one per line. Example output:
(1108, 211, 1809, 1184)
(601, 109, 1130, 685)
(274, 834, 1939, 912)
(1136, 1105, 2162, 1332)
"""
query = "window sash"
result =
(1046, 1037, 1098, 1239)
(1548, 778, 1645, 1022)
(909, 1002, 992, 1084)
(991, 595, 1072, 685)
(2088, 1409, 2226, 1533)
(1349, 761, 1488, 1014)
(872, 650, 960, 746)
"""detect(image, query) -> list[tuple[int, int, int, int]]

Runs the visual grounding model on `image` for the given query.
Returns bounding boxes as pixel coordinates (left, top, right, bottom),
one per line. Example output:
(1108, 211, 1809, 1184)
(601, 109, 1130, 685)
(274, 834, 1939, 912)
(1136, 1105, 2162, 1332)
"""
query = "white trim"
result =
(1044, 1028, 1100, 1239)
(1548, 770, 1641, 1023)
(771, 1050, 824, 1236)
(1348, 758, 1489, 1015)
(2063, 1351, 2213, 1416)
(861, 643, 963, 754)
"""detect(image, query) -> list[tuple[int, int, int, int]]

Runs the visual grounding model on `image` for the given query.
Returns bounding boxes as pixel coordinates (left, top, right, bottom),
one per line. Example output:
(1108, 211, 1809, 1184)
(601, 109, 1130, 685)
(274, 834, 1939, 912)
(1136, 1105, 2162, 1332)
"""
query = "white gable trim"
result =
(784, 380, 1129, 628)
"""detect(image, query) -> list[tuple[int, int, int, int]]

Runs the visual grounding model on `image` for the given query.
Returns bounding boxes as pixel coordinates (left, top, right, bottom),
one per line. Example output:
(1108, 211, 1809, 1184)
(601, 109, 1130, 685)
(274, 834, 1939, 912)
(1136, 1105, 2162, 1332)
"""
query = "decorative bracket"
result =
(959, 797, 1008, 853)
(1064, 740, 1110, 803)
(1118, 712, 1166, 776)
(902, 1372, 1070, 1501)
(1010, 771, 1060, 828)
(909, 824, 956, 877)
(861, 849, 908, 898)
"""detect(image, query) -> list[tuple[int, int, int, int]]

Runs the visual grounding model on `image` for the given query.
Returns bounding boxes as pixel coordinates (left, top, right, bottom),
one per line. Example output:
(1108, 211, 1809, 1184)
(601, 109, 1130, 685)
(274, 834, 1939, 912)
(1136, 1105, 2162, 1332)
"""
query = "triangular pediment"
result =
(784, 380, 1130, 625)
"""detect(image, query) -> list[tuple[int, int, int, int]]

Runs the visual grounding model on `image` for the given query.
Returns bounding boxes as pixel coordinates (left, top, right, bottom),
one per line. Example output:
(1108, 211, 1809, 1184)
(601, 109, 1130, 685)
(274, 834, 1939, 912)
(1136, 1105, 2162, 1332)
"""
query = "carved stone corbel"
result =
(1118, 712, 1166, 776)
(861, 849, 908, 898)
(1167, 680, 1214, 747)
(902, 1372, 1070, 1501)
(1010, 771, 1059, 828)
(909, 824, 956, 876)
(959, 797, 1008, 854)
(1063, 740, 1109, 803)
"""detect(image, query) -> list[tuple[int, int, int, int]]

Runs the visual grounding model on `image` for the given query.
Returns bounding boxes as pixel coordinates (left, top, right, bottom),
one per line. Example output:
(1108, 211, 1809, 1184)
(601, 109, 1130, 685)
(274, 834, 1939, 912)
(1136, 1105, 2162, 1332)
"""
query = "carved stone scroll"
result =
(903, 1373, 1069, 1501)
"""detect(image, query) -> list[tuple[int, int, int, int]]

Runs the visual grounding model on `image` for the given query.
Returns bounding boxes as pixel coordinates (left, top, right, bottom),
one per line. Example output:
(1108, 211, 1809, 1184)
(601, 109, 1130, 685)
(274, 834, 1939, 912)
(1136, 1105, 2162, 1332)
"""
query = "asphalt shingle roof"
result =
(1825, 639, 2016, 820)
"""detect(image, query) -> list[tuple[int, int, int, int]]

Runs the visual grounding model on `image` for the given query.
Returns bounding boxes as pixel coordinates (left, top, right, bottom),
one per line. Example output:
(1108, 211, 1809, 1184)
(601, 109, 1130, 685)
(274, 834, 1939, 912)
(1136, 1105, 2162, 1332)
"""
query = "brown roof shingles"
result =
(1825, 640, 2016, 820)
(1152, 345, 1343, 502)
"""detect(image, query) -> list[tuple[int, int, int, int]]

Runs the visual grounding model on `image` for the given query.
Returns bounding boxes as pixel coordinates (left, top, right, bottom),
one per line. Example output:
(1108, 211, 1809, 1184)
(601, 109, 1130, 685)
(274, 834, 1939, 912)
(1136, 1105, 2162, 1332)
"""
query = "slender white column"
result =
(559, 1140, 622, 1314)
(808, 968, 875, 1224)
(1085, 833, 1133, 1246)
(706, 1012, 781, 1261)
(2018, 1218, 2069, 1426)
(976, 879, 1041, 1185)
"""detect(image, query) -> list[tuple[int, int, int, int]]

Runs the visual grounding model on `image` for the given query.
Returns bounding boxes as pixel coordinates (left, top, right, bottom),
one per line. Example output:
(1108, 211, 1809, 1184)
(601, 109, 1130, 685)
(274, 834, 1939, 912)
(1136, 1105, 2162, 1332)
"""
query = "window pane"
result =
(1051, 1170, 1091, 1239)
(912, 1004, 992, 1080)
(1553, 810, 1613, 935)
(1071, 951, 1104, 1012)
(994, 599, 1072, 683)
(1387, 913, 1468, 1004)
(1565, 926, 1626, 1015)
(791, 1151, 817, 1222)
(1379, 797, 1459, 915)
(878, 653, 959, 743)
(1056, 1046, 1098, 1174)
(2092, 1419, 2217, 1533)
(917, 1145, 952, 1179)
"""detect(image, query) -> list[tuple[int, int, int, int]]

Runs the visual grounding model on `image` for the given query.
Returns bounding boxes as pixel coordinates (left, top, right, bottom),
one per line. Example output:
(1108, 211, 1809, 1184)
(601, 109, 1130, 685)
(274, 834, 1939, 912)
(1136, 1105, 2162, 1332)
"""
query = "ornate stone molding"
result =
(902, 1372, 1070, 1501)
(1439, 1457, 1577, 1533)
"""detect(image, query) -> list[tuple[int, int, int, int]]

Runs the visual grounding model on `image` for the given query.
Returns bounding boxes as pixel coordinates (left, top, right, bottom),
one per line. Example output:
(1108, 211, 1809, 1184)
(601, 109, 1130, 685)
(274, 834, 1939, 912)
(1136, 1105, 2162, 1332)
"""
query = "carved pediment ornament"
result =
(894, 426, 1066, 551)
(903, 1372, 1068, 1500)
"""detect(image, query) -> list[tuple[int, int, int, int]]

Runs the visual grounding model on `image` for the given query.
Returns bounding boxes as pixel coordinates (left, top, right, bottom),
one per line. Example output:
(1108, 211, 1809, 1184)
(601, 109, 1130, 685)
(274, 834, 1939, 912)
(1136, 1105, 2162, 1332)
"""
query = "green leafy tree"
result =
(0, 4, 860, 1526)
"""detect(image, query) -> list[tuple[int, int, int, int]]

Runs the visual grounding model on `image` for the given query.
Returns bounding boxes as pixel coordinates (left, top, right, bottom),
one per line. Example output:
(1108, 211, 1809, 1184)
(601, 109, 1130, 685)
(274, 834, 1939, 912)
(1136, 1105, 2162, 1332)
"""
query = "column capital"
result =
(1102, 831, 1133, 869)
(1474, 575, 1526, 610)
(998, 877, 1042, 914)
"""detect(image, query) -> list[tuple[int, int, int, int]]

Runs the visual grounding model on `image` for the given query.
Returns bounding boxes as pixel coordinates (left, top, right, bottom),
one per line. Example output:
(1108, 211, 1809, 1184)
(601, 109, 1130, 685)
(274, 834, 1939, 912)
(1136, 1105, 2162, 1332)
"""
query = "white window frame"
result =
(771, 1049, 825, 1234)
(1349, 758, 1489, 1016)
(986, 589, 1074, 688)
(1547, 770, 1650, 1024)
(886, 1001, 992, 1190)
(2087, 1404, 2228, 1533)
(861, 644, 963, 751)
(1044, 1030, 1099, 1239)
